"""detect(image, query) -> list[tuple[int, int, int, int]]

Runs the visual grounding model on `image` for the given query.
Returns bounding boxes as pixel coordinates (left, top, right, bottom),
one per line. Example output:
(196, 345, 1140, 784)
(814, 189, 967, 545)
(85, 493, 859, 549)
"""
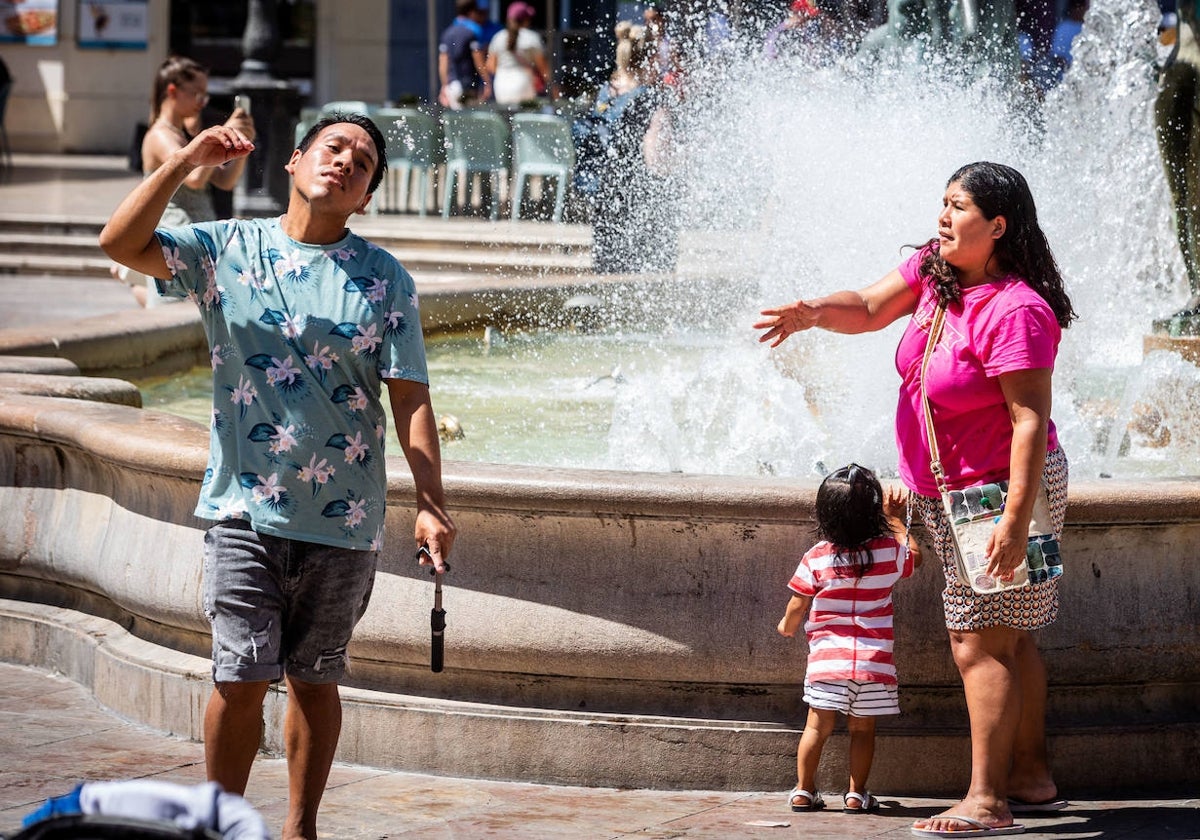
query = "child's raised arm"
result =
(777, 594, 812, 637)
(884, 486, 923, 568)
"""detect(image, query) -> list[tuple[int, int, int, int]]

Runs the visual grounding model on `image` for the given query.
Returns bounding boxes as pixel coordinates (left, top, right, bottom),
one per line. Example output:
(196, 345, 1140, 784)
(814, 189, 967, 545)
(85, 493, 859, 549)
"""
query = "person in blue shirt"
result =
(476, 0, 504, 50)
(439, 0, 492, 107)
(99, 114, 456, 840)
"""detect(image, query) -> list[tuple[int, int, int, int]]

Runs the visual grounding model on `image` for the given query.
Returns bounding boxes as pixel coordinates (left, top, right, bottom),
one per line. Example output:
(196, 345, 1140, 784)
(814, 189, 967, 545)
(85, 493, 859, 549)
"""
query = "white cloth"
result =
(79, 780, 270, 839)
(489, 28, 545, 104)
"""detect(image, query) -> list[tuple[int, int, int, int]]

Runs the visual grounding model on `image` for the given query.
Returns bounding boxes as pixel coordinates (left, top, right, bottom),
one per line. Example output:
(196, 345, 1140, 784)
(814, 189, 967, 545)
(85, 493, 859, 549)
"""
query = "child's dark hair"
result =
(814, 463, 890, 577)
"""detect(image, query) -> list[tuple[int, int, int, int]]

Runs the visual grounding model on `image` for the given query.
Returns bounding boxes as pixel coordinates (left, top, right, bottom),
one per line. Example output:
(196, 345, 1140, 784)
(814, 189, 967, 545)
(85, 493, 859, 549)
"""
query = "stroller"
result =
(6, 781, 269, 840)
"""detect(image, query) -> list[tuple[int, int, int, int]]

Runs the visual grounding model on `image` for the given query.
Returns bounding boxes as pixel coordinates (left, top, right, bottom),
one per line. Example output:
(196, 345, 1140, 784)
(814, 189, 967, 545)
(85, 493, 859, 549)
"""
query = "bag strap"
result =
(919, 302, 950, 494)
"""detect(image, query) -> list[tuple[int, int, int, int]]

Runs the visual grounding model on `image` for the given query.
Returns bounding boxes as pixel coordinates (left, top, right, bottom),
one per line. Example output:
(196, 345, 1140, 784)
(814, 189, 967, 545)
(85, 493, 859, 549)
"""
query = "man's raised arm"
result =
(99, 126, 254, 279)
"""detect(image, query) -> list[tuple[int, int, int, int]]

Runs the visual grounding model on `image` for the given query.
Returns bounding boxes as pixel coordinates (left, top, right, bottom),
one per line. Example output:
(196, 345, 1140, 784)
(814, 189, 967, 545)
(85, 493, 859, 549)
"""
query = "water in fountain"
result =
(140, 0, 1200, 478)
(598, 0, 1200, 480)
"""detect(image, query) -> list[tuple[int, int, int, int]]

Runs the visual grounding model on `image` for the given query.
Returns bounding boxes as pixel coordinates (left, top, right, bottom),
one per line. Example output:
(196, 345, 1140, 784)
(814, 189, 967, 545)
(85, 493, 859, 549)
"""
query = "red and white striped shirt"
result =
(787, 537, 915, 685)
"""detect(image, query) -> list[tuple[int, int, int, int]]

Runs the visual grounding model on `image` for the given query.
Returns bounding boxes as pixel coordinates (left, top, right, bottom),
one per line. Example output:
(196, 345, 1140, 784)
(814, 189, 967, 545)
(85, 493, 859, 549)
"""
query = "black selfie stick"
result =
(431, 568, 446, 673)
(419, 545, 448, 673)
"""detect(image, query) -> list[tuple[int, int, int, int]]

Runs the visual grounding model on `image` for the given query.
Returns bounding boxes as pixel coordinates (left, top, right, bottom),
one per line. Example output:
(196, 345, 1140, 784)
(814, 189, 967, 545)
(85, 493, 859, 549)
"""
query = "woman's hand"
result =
(754, 300, 819, 347)
(986, 514, 1028, 580)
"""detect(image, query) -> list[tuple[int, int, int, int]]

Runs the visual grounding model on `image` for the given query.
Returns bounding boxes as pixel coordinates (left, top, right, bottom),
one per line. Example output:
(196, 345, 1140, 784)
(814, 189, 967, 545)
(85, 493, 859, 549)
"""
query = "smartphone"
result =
(233, 94, 251, 115)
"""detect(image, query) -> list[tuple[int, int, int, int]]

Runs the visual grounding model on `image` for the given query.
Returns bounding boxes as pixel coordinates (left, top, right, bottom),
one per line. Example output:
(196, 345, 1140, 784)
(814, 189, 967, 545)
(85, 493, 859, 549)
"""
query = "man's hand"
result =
(100, 125, 253, 279)
(415, 508, 456, 574)
(183, 125, 255, 170)
(224, 108, 256, 143)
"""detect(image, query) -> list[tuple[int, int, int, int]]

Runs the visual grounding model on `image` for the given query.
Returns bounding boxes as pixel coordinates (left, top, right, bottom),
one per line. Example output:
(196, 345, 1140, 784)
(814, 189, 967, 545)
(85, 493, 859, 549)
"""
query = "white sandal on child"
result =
(787, 787, 825, 812)
(843, 791, 879, 812)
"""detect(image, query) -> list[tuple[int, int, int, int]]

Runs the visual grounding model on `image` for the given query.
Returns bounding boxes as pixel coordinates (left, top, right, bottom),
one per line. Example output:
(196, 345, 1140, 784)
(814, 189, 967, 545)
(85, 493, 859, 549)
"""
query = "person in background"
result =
(144, 57, 253, 228)
(756, 162, 1075, 836)
(590, 31, 681, 273)
(439, 0, 491, 109)
(1050, 0, 1088, 82)
(487, 1, 551, 105)
(643, 4, 675, 79)
(764, 0, 833, 63)
(123, 56, 254, 306)
(777, 464, 921, 814)
(476, 0, 504, 46)
(99, 113, 457, 840)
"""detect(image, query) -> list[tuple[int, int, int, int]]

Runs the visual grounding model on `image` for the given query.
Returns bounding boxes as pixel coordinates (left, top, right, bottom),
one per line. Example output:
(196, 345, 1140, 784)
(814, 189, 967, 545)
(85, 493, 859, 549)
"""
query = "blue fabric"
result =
(439, 20, 485, 91)
(22, 785, 83, 827)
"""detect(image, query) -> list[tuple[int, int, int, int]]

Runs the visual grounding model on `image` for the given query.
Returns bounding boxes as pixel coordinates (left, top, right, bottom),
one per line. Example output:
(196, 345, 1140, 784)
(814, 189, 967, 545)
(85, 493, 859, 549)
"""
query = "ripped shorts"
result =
(202, 520, 377, 685)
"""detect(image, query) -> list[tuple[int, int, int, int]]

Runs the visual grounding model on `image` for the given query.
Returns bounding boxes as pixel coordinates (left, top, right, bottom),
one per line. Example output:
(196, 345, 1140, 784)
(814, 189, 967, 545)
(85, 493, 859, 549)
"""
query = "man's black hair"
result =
(296, 113, 388, 196)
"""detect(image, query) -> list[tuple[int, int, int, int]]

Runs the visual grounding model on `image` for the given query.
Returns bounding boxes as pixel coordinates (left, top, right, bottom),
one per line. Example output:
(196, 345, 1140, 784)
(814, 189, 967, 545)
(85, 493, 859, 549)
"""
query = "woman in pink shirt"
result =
(755, 162, 1077, 837)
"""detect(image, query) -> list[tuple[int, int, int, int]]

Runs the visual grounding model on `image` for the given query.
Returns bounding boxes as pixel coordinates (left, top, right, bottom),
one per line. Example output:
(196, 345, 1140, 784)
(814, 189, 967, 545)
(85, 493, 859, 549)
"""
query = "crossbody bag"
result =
(919, 302, 1063, 593)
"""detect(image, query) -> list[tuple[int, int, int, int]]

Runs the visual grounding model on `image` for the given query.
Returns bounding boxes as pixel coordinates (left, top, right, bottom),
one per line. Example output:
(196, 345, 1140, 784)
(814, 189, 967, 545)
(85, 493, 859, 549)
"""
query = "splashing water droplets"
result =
(601, 0, 1198, 479)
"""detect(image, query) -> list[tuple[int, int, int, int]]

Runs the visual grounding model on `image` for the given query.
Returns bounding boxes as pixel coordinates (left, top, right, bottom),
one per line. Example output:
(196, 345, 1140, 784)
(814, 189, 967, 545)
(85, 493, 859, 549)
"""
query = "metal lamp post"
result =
(233, 0, 302, 217)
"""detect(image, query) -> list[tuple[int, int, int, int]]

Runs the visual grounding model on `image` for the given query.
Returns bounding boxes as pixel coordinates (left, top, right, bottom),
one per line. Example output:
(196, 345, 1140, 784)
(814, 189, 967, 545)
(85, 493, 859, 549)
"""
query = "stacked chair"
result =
(372, 107, 442, 216)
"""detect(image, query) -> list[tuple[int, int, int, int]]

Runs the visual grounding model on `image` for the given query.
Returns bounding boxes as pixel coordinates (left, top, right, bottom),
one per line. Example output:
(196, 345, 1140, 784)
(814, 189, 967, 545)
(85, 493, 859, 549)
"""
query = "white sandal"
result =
(843, 791, 879, 812)
(787, 787, 825, 811)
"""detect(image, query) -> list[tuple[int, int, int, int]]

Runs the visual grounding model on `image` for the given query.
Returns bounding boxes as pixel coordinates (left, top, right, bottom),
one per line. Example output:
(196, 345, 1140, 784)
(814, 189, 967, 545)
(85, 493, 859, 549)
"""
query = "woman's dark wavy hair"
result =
(814, 463, 891, 578)
(297, 113, 388, 196)
(919, 161, 1077, 329)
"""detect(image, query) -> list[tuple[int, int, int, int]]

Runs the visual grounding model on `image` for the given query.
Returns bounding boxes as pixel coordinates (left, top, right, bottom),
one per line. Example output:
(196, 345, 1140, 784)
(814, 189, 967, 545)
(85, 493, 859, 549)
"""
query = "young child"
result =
(777, 463, 922, 813)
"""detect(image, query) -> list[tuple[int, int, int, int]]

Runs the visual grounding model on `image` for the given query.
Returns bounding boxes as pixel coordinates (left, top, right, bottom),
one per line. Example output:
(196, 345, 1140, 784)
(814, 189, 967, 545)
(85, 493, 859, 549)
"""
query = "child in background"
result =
(777, 463, 922, 813)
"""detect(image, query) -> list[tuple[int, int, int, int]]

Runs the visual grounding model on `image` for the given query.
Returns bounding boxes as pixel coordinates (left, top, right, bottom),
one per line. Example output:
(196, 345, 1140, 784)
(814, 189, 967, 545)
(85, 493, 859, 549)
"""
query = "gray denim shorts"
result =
(202, 520, 378, 685)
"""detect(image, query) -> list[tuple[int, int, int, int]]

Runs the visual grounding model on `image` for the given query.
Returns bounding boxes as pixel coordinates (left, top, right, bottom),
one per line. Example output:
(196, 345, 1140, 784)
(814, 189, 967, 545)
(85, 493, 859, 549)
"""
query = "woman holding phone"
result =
(128, 56, 256, 305)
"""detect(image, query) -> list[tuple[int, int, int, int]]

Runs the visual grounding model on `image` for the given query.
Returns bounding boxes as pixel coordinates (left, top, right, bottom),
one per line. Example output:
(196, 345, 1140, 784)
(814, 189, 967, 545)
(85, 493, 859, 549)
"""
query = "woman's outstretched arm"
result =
(754, 268, 918, 347)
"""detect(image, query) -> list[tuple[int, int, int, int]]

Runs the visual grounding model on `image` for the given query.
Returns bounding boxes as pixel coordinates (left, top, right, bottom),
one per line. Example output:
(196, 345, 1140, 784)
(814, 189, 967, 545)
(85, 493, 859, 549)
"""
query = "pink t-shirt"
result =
(894, 247, 1061, 497)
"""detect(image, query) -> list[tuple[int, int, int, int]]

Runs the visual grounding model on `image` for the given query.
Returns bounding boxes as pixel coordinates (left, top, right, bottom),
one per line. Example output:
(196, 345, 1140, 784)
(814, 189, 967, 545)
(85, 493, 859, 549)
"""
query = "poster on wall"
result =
(0, 0, 59, 45)
(78, 0, 147, 49)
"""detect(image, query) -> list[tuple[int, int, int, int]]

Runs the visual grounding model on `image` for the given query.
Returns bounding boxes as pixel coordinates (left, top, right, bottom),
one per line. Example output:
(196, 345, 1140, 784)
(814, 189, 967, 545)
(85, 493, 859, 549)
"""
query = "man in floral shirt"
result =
(100, 114, 456, 840)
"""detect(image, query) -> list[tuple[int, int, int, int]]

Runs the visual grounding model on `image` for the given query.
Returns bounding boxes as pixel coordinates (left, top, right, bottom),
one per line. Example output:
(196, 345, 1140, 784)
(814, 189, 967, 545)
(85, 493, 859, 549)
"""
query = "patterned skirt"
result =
(911, 447, 1068, 632)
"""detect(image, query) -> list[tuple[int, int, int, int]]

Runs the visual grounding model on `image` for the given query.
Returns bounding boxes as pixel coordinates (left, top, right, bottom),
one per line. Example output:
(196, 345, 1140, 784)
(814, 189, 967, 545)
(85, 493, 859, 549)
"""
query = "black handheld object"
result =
(418, 545, 447, 673)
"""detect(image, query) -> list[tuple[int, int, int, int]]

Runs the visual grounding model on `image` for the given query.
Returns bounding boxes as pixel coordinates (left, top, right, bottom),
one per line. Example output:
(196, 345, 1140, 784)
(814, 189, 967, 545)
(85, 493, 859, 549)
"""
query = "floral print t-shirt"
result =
(154, 217, 428, 551)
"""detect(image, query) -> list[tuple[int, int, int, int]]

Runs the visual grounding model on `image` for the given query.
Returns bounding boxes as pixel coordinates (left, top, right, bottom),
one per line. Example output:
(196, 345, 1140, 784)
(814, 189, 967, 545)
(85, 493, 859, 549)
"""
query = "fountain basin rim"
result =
(2, 389, 1198, 525)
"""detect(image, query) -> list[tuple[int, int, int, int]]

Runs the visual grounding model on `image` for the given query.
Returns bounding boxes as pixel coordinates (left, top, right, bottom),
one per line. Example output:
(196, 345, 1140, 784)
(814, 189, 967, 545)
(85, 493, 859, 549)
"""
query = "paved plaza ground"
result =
(2, 664, 1197, 839)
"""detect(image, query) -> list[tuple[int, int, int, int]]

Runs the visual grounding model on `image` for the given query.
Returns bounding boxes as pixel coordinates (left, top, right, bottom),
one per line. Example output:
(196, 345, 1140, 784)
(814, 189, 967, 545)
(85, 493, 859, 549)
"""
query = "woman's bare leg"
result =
(916, 626, 1021, 832)
(1006, 631, 1059, 804)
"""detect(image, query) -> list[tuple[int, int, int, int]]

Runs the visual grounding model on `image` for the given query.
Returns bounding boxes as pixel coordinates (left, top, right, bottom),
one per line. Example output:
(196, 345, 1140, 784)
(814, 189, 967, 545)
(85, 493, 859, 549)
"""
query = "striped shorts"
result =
(803, 678, 900, 716)
(911, 446, 1068, 632)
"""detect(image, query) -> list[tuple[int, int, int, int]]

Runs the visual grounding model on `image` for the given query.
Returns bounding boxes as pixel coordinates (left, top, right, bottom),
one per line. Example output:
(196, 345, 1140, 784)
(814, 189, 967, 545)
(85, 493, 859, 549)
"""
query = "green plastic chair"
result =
(511, 113, 576, 222)
(440, 110, 510, 220)
(319, 100, 374, 117)
(372, 107, 442, 216)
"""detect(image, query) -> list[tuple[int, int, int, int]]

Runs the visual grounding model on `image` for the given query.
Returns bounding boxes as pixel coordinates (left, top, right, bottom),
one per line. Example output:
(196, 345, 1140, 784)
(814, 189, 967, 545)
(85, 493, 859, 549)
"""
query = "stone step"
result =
(0, 252, 114, 279)
(0, 213, 592, 254)
(0, 245, 590, 282)
(0, 231, 105, 258)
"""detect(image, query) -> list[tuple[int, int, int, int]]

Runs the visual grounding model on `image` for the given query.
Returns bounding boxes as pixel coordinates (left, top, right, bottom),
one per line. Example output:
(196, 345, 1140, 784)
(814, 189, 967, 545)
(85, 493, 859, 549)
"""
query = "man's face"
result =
(286, 123, 379, 216)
